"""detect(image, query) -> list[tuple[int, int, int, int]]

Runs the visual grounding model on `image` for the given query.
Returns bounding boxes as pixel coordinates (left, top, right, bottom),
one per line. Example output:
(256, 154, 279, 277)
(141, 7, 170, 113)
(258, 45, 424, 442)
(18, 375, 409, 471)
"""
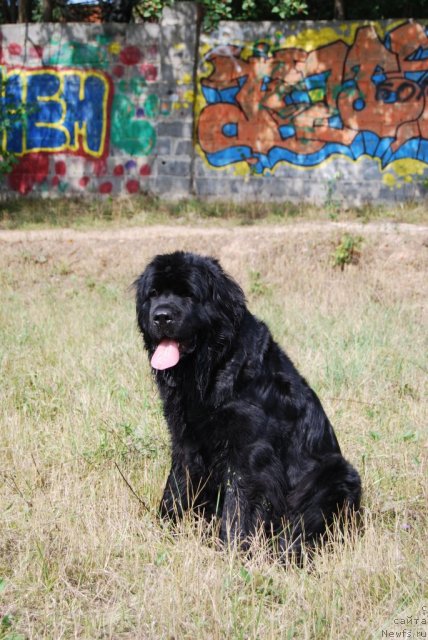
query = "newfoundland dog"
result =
(134, 251, 361, 557)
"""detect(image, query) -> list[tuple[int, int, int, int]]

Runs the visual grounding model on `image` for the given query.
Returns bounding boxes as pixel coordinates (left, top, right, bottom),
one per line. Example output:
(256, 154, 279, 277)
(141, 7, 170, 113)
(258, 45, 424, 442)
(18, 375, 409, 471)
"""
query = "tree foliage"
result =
(134, 0, 428, 26)
(173, 0, 427, 25)
(0, 84, 30, 174)
(1, 0, 427, 24)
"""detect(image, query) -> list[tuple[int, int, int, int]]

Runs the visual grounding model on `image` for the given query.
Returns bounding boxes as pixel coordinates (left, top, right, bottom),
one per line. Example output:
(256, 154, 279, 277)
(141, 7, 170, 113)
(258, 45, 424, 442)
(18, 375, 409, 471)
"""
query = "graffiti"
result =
(0, 30, 164, 195)
(111, 89, 158, 155)
(8, 152, 49, 195)
(1, 67, 111, 158)
(197, 21, 428, 174)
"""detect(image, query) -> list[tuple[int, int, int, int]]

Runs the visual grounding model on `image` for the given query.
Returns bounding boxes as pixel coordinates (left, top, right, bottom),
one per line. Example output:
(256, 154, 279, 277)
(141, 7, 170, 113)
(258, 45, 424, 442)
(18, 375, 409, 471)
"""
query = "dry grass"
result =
(1, 195, 428, 230)
(0, 221, 427, 639)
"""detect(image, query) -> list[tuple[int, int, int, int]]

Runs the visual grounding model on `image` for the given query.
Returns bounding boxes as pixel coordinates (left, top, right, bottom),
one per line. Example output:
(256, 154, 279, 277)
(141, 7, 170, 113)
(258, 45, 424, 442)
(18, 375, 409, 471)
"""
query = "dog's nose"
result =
(153, 311, 173, 328)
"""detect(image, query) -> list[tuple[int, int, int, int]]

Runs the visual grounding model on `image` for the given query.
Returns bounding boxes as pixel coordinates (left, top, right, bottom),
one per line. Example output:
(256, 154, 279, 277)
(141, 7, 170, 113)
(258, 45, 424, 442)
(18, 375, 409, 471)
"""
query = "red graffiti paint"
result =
(55, 160, 67, 176)
(113, 64, 125, 78)
(29, 45, 43, 59)
(8, 153, 49, 195)
(139, 164, 151, 176)
(93, 158, 108, 177)
(8, 42, 22, 56)
(79, 176, 90, 187)
(126, 179, 139, 193)
(140, 63, 157, 82)
(119, 46, 142, 66)
(113, 164, 124, 176)
(99, 181, 113, 194)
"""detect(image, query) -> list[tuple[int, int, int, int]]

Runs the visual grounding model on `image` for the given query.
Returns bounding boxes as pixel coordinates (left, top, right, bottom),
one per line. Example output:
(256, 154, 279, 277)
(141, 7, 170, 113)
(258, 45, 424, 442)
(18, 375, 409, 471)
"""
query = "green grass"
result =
(0, 223, 427, 639)
(0, 194, 427, 230)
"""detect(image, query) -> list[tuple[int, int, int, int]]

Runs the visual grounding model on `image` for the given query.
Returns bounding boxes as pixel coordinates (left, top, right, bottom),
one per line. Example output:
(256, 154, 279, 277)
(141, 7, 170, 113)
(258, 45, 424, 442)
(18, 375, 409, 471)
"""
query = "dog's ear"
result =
(133, 266, 153, 336)
(203, 257, 246, 327)
(133, 265, 151, 300)
(193, 257, 246, 400)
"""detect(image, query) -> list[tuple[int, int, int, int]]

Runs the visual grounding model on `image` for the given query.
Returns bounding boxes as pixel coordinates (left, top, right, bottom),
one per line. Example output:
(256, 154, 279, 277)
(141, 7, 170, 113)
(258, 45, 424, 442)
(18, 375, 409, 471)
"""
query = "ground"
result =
(0, 219, 426, 282)
(0, 219, 427, 639)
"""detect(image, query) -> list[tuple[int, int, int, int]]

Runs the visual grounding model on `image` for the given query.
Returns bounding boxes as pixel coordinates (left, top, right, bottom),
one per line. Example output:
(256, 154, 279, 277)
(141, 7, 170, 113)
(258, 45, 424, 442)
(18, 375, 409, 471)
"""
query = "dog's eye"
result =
(149, 288, 158, 298)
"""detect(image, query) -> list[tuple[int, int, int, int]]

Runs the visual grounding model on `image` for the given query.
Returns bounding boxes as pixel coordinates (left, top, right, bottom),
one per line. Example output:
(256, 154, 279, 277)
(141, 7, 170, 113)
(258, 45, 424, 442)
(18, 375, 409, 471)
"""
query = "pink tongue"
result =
(151, 339, 180, 370)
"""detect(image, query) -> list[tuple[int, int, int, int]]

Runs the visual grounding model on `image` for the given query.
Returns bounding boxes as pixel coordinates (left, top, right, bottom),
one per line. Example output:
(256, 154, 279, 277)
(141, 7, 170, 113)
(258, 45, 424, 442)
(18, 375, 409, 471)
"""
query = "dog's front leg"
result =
(159, 462, 189, 521)
(219, 470, 253, 549)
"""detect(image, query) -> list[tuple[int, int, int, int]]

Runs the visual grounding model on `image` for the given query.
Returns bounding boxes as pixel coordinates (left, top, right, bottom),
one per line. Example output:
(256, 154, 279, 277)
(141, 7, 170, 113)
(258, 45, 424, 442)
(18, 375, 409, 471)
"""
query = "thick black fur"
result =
(135, 251, 361, 557)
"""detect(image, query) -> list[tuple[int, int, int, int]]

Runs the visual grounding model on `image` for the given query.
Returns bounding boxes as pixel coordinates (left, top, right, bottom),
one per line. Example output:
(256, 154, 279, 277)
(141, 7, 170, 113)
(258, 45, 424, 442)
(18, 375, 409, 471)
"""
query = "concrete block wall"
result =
(194, 18, 428, 205)
(1, 6, 428, 204)
(0, 4, 197, 197)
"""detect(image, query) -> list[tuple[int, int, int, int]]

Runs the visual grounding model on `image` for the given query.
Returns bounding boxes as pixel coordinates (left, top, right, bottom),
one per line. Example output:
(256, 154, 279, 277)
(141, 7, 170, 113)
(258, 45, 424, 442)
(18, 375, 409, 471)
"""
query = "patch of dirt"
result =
(0, 221, 427, 304)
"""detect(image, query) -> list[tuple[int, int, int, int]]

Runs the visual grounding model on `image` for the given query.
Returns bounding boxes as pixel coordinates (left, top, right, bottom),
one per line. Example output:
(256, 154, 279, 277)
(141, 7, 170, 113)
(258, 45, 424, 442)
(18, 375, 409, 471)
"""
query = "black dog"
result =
(134, 251, 361, 557)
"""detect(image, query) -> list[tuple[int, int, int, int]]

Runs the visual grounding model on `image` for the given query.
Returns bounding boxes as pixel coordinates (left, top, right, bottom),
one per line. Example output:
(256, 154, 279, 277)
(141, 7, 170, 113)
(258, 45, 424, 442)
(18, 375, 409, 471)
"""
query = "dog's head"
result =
(134, 252, 246, 372)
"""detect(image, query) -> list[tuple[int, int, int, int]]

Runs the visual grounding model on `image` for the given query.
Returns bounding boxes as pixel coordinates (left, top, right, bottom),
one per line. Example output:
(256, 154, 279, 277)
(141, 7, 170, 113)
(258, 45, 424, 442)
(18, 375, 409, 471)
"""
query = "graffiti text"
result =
(198, 22, 428, 173)
(1, 67, 111, 158)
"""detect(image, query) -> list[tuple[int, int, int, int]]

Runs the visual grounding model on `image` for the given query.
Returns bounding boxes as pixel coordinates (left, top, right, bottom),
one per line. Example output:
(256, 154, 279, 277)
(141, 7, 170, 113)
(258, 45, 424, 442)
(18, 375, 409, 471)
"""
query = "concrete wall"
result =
(0, 3, 196, 197)
(1, 6, 428, 204)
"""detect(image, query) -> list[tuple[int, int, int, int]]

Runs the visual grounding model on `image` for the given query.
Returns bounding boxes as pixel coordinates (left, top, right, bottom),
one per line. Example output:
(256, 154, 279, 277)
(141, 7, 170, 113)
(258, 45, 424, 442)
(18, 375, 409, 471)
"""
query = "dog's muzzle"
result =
(151, 303, 181, 337)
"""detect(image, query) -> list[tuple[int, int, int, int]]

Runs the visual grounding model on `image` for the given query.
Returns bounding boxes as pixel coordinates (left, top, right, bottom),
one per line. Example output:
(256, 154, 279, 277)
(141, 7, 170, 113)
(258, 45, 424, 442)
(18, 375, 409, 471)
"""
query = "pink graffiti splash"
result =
(140, 63, 157, 82)
(8, 42, 22, 56)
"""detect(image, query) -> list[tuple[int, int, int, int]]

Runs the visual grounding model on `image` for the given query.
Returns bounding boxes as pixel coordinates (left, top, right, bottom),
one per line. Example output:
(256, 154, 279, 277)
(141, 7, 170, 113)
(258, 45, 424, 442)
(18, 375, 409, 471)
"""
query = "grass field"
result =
(0, 214, 427, 639)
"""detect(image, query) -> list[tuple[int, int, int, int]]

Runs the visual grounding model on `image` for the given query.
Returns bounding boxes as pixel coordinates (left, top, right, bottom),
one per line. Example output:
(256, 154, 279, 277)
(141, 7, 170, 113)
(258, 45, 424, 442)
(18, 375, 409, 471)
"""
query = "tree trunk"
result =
(3, 0, 18, 22)
(334, 0, 345, 19)
(18, 0, 31, 22)
(41, 0, 54, 21)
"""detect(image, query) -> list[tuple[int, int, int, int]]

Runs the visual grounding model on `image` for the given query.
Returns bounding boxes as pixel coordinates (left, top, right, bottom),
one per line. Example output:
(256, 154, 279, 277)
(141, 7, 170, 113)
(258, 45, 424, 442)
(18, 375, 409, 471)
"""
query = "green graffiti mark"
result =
(96, 35, 113, 46)
(144, 94, 160, 118)
(46, 42, 109, 67)
(130, 77, 147, 95)
(111, 93, 156, 155)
